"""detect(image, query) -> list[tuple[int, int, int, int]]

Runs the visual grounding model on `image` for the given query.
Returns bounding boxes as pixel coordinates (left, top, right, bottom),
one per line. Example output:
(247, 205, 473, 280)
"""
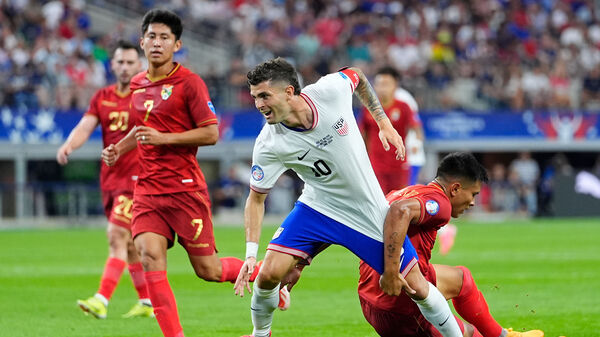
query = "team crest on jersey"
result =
(251, 165, 264, 181)
(332, 117, 349, 136)
(207, 101, 216, 114)
(161, 84, 173, 100)
(272, 227, 284, 240)
(425, 200, 439, 215)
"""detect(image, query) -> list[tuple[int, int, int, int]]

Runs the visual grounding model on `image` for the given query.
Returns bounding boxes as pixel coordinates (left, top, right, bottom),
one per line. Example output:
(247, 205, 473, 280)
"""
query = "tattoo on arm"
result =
(387, 232, 400, 263)
(352, 67, 387, 122)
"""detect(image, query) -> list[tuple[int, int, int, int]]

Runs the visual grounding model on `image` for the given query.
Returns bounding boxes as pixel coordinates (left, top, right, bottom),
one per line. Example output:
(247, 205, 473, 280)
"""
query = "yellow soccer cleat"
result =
(122, 302, 155, 318)
(77, 296, 107, 319)
(506, 328, 545, 337)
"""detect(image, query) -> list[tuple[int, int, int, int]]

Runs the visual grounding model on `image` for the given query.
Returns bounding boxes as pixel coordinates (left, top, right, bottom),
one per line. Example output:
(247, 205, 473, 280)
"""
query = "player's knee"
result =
(256, 264, 284, 288)
(456, 265, 473, 295)
(193, 265, 221, 282)
(139, 248, 166, 271)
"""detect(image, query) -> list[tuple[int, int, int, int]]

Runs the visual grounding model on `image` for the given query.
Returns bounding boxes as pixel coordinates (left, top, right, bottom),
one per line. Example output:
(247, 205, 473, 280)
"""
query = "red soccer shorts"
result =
(359, 296, 441, 337)
(131, 190, 217, 256)
(374, 167, 410, 194)
(102, 190, 134, 230)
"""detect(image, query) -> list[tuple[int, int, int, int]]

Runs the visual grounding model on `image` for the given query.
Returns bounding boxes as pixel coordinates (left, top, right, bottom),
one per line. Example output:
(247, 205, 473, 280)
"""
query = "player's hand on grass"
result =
(379, 271, 415, 296)
(136, 126, 165, 145)
(378, 125, 405, 161)
(56, 144, 72, 165)
(234, 257, 257, 297)
(102, 144, 119, 166)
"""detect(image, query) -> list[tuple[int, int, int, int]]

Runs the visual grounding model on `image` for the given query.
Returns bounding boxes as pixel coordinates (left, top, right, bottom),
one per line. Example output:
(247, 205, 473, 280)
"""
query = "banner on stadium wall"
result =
(0, 107, 598, 143)
(420, 111, 599, 141)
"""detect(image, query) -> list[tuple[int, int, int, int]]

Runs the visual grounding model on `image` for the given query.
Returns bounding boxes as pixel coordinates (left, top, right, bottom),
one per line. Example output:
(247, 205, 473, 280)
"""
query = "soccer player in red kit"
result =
(359, 67, 422, 194)
(358, 153, 544, 337)
(101, 9, 256, 337)
(57, 40, 153, 319)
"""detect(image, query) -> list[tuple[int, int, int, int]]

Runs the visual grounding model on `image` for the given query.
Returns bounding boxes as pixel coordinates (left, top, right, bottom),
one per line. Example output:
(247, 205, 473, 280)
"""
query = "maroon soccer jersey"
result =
(129, 63, 218, 195)
(85, 84, 138, 192)
(357, 182, 451, 313)
(359, 99, 420, 175)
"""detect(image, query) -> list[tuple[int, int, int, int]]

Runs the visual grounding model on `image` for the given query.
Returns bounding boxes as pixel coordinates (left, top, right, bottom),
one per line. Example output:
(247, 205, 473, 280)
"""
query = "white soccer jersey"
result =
(250, 70, 389, 241)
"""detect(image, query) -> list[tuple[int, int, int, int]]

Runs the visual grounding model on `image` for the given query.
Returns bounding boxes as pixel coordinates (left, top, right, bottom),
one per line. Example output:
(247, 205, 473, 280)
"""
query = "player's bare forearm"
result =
(63, 115, 98, 151)
(350, 67, 388, 124)
(148, 124, 219, 147)
(115, 126, 138, 156)
(382, 200, 418, 275)
(244, 189, 268, 244)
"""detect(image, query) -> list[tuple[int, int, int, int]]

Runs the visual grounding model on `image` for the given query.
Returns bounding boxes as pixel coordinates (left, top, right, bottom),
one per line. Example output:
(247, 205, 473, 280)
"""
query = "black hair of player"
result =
(436, 152, 489, 184)
(141, 9, 183, 41)
(247, 57, 301, 95)
(112, 39, 142, 57)
(375, 66, 401, 82)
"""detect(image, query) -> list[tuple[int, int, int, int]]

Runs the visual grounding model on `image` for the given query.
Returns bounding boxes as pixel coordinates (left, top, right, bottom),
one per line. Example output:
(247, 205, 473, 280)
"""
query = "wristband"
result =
(245, 242, 259, 259)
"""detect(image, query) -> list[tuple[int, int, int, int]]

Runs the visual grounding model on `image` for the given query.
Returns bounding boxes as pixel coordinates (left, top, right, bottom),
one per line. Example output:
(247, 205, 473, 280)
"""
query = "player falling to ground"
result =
(57, 40, 153, 319)
(101, 9, 259, 337)
(234, 57, 463, 337)
(358, 152, 544, 337)
(359, 66, 423, 194)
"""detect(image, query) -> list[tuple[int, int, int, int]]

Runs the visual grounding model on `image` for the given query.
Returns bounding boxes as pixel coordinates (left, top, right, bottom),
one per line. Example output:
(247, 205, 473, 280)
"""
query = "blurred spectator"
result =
(213, 166, 245, 213)
(581, 66, 600, 110)
(488, 163, 520, 212)
(510, 151, 540, 215)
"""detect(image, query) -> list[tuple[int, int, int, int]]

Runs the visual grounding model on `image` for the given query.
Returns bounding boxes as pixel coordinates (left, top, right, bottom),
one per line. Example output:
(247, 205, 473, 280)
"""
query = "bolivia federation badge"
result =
(161, 84, 173, 100)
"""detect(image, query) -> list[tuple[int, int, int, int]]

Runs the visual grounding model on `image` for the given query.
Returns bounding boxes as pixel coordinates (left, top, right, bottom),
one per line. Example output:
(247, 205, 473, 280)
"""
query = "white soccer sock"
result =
(413, 282, 462, 337)
(94, 293, 109, 307)
(251, 283, 279, 337)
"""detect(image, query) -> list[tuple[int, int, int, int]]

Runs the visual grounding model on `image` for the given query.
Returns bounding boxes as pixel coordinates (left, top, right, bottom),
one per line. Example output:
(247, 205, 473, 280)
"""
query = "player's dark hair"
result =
(376, 66, 400, 82)
(141, 9, 183, 40)
(112, 39, 142, 57)
(436, 152, 489, 184)
(247, 57, 301, 95)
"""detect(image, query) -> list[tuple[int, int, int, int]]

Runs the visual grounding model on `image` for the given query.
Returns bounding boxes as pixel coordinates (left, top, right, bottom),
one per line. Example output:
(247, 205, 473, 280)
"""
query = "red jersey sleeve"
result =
(186, 75, 218, 128)
(413, 192, 451, 231)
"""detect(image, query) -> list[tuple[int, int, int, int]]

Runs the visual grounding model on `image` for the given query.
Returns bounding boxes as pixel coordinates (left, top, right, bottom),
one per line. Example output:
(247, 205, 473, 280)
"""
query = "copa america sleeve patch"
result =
(425, 200, 440, 215)
(251, 165, 264, 181)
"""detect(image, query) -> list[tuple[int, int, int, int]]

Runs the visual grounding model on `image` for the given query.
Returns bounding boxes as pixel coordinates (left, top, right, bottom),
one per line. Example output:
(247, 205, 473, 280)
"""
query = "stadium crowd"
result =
(3, 0, 600, 111)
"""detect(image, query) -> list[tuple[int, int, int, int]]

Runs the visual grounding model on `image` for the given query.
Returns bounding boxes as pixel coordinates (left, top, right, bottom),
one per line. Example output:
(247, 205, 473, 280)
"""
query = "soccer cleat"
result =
(77, 296, 107, 319)
(506, 328, 545, 337)
(278, 285, 290, 311)
(240, 333, 271, 337)
(439, 223, 457, 255)
(122, 302, 155, 318)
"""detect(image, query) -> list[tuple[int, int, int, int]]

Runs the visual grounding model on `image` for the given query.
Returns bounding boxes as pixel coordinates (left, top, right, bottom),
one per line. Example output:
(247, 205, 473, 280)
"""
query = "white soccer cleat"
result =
(278, 285, 290, 311)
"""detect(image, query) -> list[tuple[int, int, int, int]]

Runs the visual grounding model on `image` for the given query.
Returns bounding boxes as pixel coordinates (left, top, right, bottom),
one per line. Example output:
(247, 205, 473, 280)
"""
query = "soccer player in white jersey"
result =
(234, 57, 462, 337)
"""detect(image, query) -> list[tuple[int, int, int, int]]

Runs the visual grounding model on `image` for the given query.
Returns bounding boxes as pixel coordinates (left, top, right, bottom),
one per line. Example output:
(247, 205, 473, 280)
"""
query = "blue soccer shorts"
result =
(267, 201, 418, 276)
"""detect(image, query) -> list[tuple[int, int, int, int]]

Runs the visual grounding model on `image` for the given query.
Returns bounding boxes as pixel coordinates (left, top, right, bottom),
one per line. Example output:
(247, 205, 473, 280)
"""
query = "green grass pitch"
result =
(1, 218, 598, 337)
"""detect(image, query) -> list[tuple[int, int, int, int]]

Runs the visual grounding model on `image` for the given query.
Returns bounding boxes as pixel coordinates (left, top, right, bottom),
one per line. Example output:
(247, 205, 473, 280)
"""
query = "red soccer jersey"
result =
(359, 99, 420, 174)
(357, 182, 451, 312)
(85, 84, 138, 192)
(129, 63, 218, 195)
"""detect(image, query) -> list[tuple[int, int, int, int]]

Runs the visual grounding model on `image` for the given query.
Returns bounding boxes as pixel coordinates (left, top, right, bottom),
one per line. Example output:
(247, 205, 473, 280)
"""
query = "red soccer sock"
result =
(145, 271, 183, 337)
(452, 266, 503, 337)
(128, 262, 150, 300)
(97, 257, 126, 300)
(218, 257, 244, 283)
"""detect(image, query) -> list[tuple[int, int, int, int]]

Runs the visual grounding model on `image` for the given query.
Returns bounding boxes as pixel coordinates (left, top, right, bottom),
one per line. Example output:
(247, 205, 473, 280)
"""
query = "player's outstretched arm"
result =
(380, 199, 421, 296)
(102, 126, 138, 166)
(349, 66, 405, 160)
(56, 115, 99, 165)
(135, 124, 218, 147)
(234, 189, 268, 297)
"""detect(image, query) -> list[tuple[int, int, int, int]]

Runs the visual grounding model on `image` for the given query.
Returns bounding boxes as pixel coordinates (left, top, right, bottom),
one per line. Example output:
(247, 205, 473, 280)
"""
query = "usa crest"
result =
(332, 117, 349, 136)
(161, 84, 173, 100)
